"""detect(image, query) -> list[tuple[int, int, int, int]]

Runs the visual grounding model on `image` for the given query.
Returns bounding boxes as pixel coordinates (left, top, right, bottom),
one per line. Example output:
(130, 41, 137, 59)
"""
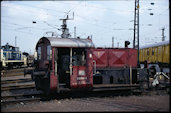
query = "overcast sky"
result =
(1, 0, 169, 54)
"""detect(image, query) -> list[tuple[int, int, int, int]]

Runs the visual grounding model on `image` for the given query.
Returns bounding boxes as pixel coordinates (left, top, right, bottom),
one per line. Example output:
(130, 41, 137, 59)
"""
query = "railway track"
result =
(1, 68, 169, 106)
(1, 93, 43, 104)
(1, 78, 32, 84)
(1, 68, 43, 105)
(1, 67, 33, 77)
(1, 84, 35, 91)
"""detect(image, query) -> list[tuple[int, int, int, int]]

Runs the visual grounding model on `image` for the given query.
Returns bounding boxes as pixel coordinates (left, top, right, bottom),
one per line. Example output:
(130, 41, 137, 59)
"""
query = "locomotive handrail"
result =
(70, 48, 73, 76)
(130, 66, 132, 84)
(93, 60, 96, 75)
(55, 60, 57, 76)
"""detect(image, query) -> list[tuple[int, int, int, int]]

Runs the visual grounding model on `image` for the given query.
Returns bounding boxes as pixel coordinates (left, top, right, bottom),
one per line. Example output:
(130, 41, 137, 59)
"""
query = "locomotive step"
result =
(92, 84, 140, 91)
(59, 83, 69, 88)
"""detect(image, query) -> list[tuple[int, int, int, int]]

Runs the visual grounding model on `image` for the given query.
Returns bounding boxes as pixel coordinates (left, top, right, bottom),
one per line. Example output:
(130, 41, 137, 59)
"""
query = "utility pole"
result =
(0, 27, 2, 64)
(133, 0, 140, 67)
(90, 35, 92, 40)
(169, 0, 170, 44)
(15, 36, 17, 47)
(161, 27, 165, 41)
(74, 26, 76, 38)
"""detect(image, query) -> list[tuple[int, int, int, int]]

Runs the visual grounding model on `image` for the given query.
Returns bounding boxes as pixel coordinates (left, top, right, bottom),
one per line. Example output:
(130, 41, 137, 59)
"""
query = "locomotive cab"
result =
(32, 37, 94, 94)
(57, 48, 87, 87)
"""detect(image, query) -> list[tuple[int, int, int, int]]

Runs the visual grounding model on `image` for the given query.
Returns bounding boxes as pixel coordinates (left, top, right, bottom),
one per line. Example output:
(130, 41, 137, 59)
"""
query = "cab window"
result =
(72, 48, 86, 66)
(47, 45, 51, 60)
(38, 47, 41, 60)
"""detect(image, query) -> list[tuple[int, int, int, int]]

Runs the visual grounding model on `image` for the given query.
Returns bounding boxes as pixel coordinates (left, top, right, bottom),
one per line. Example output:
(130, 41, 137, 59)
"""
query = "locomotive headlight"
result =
(79, 70, 85, 76)
(89, 53, 92, 58)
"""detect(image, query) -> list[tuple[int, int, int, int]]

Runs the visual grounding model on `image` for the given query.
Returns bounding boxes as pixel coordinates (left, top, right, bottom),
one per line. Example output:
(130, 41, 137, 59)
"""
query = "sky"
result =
(1, 0, 169, 55)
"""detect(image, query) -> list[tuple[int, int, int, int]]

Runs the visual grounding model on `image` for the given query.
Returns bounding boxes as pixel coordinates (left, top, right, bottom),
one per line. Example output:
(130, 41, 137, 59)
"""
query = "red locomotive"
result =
(32, 37, 95, 94)
(25, 15, 149, 95)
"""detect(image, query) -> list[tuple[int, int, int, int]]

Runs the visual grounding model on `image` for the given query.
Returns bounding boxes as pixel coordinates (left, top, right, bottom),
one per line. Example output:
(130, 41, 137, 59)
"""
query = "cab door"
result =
(70, 48, 93, 89)
(50, 47, 58, 93)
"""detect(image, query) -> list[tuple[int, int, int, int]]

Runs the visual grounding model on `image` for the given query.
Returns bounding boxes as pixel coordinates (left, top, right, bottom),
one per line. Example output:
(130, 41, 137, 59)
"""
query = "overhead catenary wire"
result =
(1, 0, 169, 48)
(1, 1, 134, 23)
(2, 3, 127, 26)
(2, 27, 40, 36)
(2, 1, 167, 31)
(2, 3, 122, 31)
(1, 5, 63, 20)
(2, 3, 168, 28)
(2, 21, 53, 31)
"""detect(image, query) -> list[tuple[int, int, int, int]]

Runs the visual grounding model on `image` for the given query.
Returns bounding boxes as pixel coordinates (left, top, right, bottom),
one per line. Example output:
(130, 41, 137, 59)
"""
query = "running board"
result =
(92, 84, 140, 91)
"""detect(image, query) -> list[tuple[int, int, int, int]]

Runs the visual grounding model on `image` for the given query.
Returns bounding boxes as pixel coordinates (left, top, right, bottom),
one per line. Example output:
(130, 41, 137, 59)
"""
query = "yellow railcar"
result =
(139, 40, 170, 76)
(140, 40, 170, 64)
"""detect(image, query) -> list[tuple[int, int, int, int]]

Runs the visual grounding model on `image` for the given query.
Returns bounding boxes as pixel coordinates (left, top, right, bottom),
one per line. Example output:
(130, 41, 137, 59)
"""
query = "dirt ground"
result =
(1, 93, 170, 112)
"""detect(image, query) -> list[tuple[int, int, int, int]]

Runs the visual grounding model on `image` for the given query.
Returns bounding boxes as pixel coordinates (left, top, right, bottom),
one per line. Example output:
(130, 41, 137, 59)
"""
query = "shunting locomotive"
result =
(0, 43, 27, 69)
(25, 15, 149, 95)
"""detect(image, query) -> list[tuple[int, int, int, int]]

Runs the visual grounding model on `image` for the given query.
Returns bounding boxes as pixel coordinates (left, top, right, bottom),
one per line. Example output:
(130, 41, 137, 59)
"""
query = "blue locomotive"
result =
(0, 43, 27, 69)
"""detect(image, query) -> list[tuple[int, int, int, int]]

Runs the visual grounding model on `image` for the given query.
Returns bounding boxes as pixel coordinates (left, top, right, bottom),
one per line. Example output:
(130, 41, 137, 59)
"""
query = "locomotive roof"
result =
(2, 43, 14, 48)
(140, 40, 170, 49)
(1, 43, 19, 51)
(36, 37, 95, 48)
